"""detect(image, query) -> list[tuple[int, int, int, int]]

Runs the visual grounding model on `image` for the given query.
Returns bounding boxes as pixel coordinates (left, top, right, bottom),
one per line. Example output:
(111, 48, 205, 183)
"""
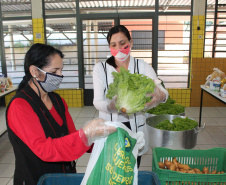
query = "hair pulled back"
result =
(107, 25, 131, 44)
(106, 25, 131, 68)
(17, 43, 64, 93)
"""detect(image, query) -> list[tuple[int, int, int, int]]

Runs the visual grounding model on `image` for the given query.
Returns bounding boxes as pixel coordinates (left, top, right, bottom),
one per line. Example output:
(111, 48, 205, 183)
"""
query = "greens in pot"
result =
(155, 117, 198, 131)
(146, 97, 185, 115)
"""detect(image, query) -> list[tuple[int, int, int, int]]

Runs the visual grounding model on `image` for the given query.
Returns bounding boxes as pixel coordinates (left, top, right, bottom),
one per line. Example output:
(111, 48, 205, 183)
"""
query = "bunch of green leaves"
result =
(106, 67, 156, 114)
(155, 117, 198, 131)
(146, 97, 185, 115)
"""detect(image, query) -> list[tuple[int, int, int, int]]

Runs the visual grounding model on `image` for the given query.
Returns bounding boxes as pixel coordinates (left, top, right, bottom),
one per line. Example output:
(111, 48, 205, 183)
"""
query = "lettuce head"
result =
(106, 67, 156, 114)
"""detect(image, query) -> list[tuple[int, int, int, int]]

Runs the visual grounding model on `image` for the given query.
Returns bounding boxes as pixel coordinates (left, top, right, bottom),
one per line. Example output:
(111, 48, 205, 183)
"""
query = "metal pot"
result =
(146, 114, 205, 149)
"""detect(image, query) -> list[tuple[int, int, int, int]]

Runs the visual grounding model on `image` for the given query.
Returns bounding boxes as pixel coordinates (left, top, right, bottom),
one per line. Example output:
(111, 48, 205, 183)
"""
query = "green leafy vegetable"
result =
(155, 117, 198, 131)
(146, 97, 185, 115)
(106, 67, 156, 114)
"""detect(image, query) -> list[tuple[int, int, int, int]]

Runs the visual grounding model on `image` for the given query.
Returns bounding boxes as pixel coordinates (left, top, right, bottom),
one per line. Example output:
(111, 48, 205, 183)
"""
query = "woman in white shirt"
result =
(93, 25, 168, 167)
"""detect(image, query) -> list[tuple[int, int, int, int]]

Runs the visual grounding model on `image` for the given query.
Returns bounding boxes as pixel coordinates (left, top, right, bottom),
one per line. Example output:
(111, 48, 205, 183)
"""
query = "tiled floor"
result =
(0, 106, 226, 185)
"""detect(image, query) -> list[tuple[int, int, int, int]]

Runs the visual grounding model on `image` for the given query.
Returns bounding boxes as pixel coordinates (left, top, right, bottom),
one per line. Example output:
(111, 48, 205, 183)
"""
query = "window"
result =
(158, 15, 191, 88)
(132, 30, 165, 50)
(204, 0, 226, 58)
(46, 18, 78, 89)
(3, 21, 33, 85)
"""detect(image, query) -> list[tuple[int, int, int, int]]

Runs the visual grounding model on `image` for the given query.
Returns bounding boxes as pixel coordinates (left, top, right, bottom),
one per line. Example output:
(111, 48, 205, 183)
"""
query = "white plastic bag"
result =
(205, 68, 225, 86)
(81, 121, 145, 185)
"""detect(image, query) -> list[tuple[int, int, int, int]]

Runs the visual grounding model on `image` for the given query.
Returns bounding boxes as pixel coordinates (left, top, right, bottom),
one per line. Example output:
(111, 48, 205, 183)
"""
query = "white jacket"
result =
(93, 56, 168, 155)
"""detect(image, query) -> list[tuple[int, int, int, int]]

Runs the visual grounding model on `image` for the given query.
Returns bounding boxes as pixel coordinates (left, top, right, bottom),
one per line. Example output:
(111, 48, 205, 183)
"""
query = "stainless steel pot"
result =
(146, 114, 205, 149)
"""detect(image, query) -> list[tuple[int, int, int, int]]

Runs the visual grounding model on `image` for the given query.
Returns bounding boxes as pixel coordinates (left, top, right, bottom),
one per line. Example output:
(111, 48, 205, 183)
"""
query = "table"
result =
(0, 86, 17, 98)
(199, 85, 226, 127)
(0, 86, 17, 137)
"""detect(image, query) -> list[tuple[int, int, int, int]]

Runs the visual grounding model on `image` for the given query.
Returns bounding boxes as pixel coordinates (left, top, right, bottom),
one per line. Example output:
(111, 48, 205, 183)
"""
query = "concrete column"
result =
(31, 0, 45, 44)
(0, 1, 7, 77)
(191, 0, 206, 58)
(86, 20, 91, 75)
(9, 25, 15, 70)
(94, 21, 99, 65)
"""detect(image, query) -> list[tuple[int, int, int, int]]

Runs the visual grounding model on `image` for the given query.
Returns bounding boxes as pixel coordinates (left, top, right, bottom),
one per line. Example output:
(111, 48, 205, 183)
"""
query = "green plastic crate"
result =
(152, 147, 226, 185)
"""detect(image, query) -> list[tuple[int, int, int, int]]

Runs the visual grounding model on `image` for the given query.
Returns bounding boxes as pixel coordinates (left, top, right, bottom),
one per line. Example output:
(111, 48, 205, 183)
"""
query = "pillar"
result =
(31, 0, 45, 44)
(191, 0, 206, 58)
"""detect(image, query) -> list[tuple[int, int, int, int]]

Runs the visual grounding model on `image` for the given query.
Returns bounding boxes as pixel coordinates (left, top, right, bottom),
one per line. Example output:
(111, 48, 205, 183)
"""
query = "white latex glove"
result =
(107, 96, 118, 113)
(79, 118, 117, 146)
(144, 86, 166, 111)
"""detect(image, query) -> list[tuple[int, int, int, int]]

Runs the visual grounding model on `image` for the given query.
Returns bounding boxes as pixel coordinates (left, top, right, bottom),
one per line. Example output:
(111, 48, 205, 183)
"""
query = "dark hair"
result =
(106, 25, 131, 68)
(107, 25, 131, 44)
(17, 43, 64, 92)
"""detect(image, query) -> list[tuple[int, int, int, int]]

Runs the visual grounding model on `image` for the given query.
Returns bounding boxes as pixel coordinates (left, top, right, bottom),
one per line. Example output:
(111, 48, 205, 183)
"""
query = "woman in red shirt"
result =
(6, 43, 116, 185)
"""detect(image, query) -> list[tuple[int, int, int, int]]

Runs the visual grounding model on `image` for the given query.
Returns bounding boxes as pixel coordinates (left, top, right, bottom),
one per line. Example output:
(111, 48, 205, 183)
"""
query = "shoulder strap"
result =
(49, 92, 66, 122)
(101, 62, 109, 94)
(134, 58, 139, 74)
(133, 58, 140, 132)
(101, 61, 113, 121)
(137, 59, 139, 74)
(134, 58, 136, 74)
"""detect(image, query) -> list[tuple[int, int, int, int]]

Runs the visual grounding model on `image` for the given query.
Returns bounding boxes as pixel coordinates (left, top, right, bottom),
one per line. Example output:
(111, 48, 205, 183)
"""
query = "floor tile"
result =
(197, 144, 221, 150)
(140, 154, 152, 167)
(197, 130, 218, 145)
(211, 135, 226, 144)
(94, 110, 99, 118)
(186, 107, 209, 117)
(6, 178, 13, 185)
(203, 107, 226, 118)
(0, 133, 10, 143)
(0, 142, 13, 153)
(0, 164, 14, 178)
(74, 117, 94, 130)
(78, 106, 97, 118)
(0, 178, 11, 185)
(213, 117, 226, 126)
(191, 145, 200, 150)
(76, 153, 91, 167)
(184, 112, 194, 119)
(205, 126, 226, 135)
(0, 153, 15, 164)
(220, 127, 226, 133)
(139, 166, 152, 171)
(0, 116, 6, 136)
(0, 107, 6, 116)
(145, 148, 152, 155)
(68, 107, 82, 120)
(215, 107, 226, 116)
(76, 167, 87, 173)
(198, 117, 219, 126)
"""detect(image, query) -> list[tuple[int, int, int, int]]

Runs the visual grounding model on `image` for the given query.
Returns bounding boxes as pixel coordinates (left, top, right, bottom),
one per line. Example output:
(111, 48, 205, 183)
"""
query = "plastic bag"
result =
(205, 68, 225, 86)
(81, 121, 145, 185)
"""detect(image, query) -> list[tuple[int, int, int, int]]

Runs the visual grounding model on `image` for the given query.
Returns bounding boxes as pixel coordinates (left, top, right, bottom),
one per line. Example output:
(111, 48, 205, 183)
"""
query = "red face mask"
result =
(110, 44, 131, 62)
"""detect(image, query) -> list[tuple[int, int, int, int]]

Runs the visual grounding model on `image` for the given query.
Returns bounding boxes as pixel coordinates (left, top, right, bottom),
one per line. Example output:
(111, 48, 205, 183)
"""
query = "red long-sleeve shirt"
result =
(7, 97, 90, 162)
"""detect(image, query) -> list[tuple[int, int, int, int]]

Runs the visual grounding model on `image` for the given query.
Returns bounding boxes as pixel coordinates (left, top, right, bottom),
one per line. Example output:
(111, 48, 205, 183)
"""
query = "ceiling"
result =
(0, 0, 194, 16)
(1, 0, 223, 32)
(2, 0, 225, 17)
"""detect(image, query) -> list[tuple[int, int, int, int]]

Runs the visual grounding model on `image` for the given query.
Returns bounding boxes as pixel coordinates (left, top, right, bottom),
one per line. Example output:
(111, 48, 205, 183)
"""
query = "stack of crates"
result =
(152, 147, 226, 185)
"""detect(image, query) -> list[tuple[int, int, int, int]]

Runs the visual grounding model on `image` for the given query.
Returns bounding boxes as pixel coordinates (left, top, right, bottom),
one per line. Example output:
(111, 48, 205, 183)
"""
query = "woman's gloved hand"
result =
(79, 118, 117, 146)
(107, 96, 118, 113)
(144, 86, 166, 111)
